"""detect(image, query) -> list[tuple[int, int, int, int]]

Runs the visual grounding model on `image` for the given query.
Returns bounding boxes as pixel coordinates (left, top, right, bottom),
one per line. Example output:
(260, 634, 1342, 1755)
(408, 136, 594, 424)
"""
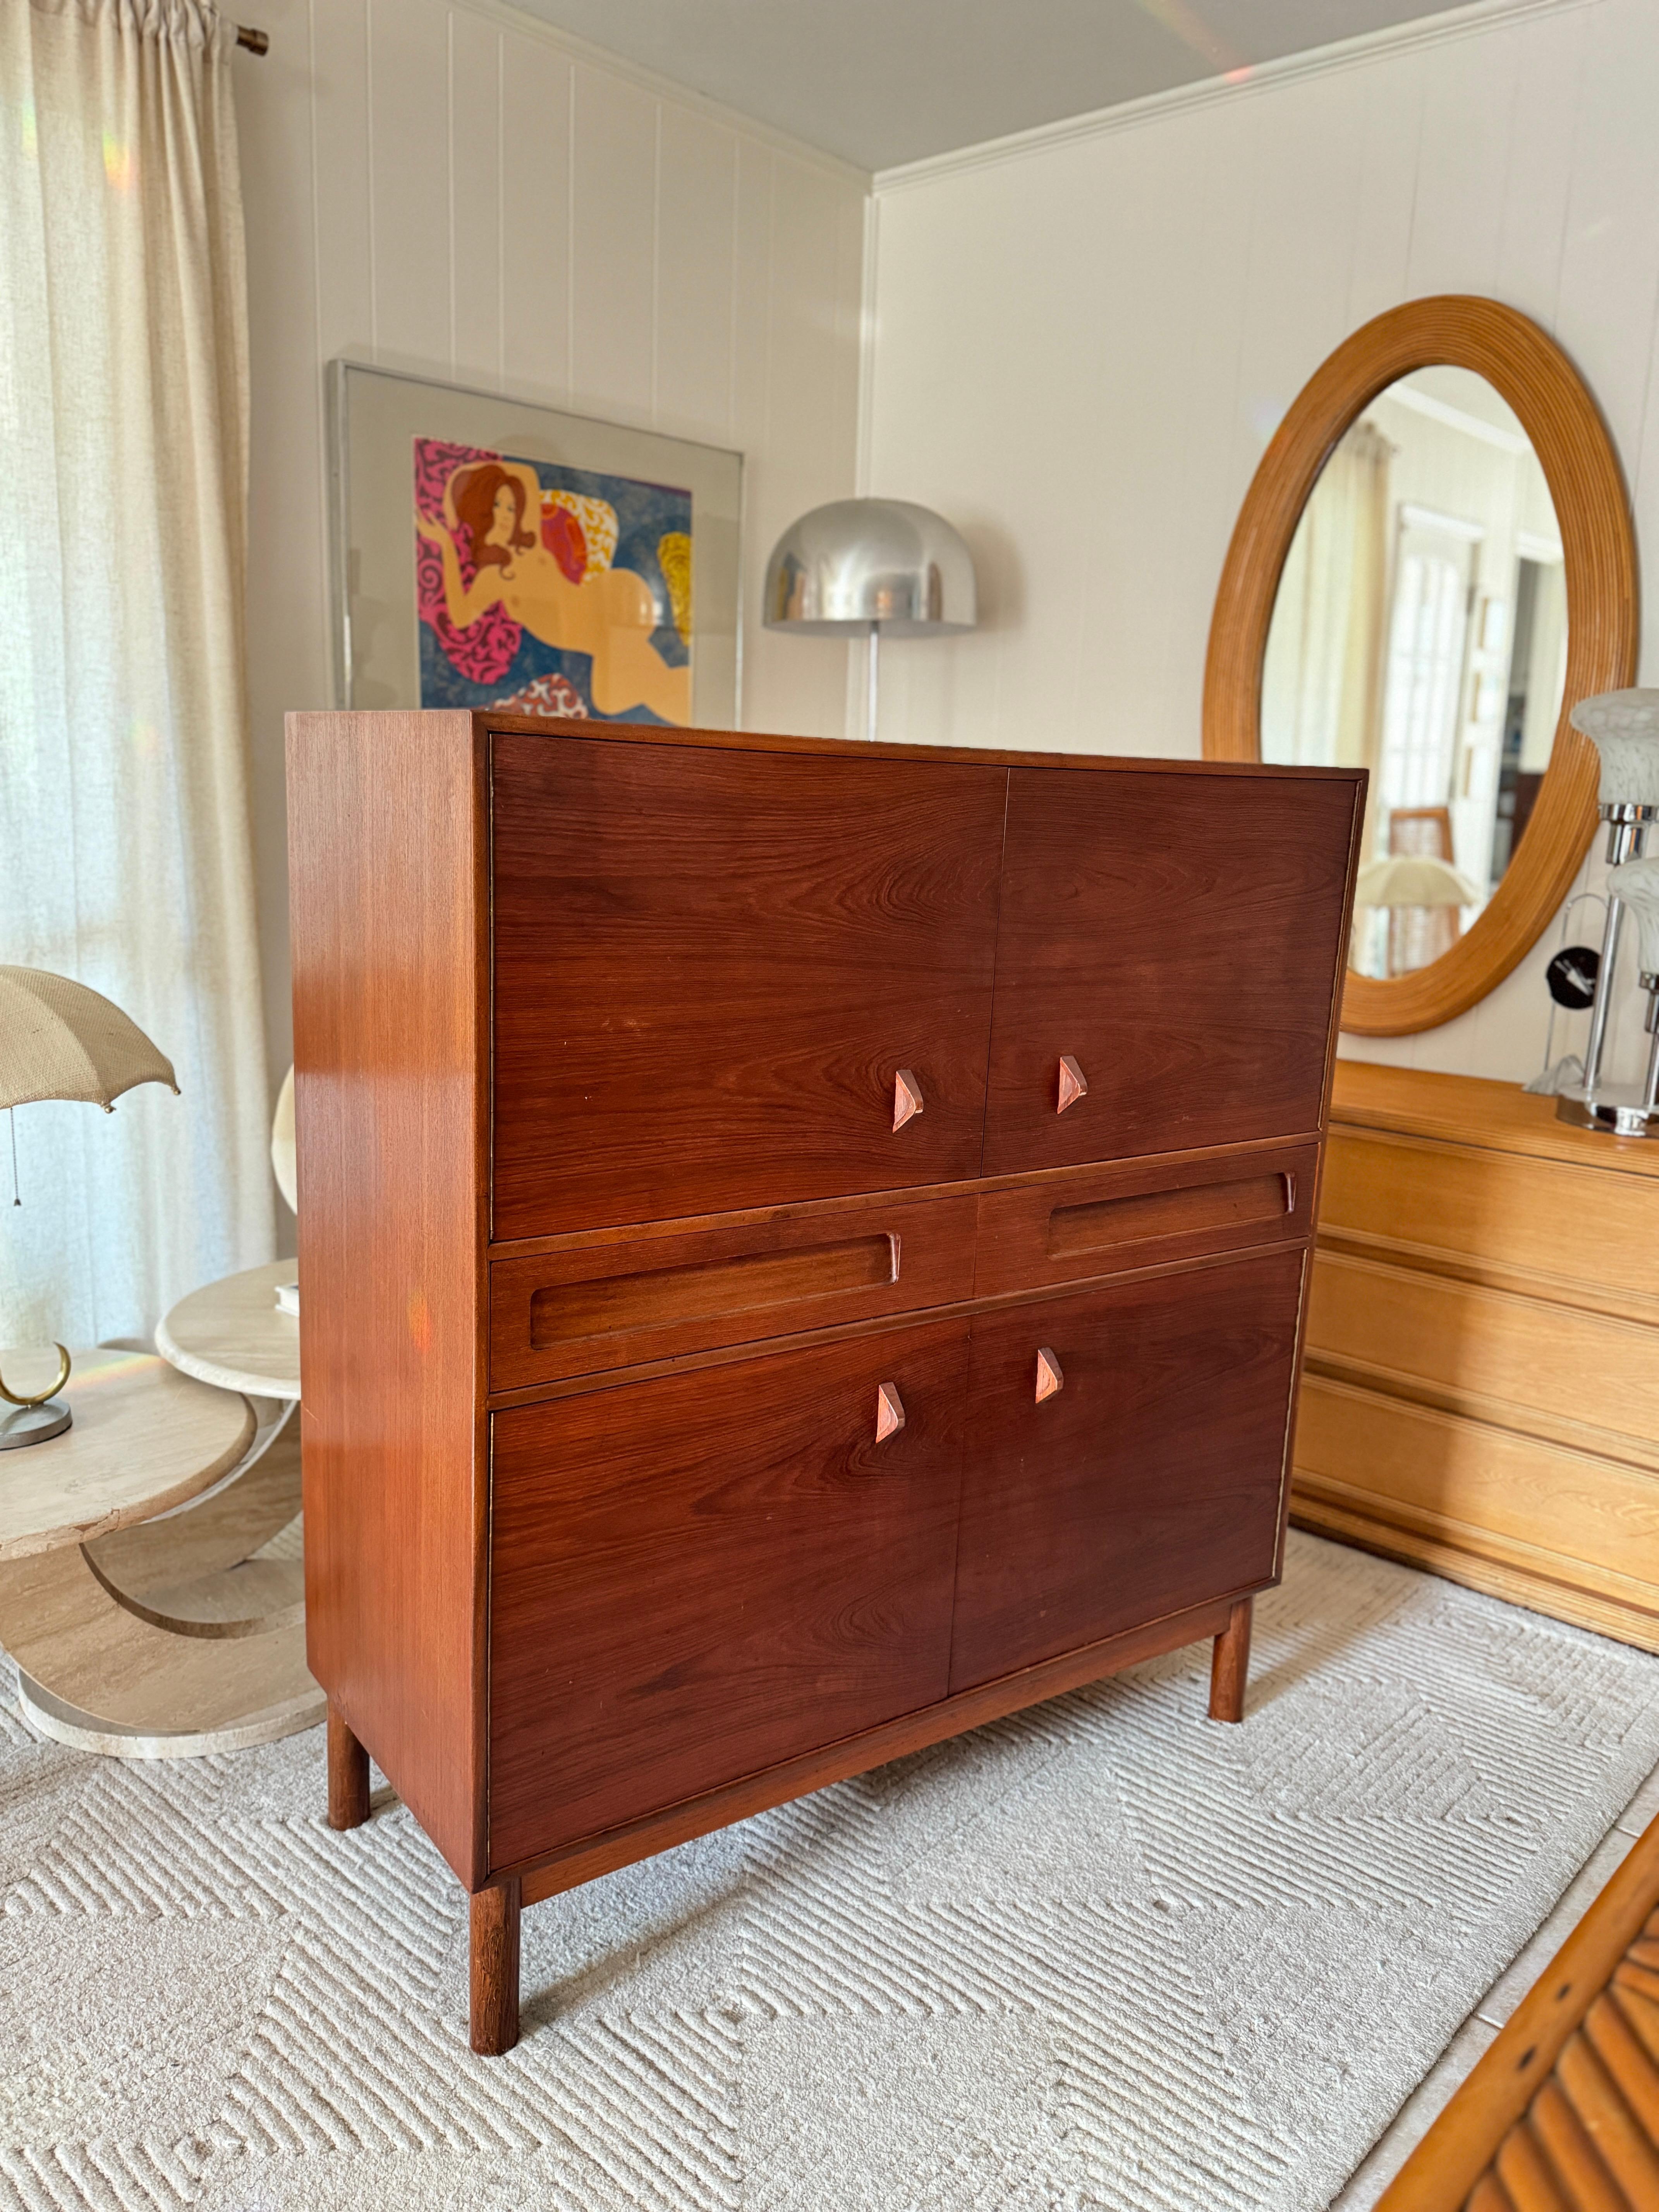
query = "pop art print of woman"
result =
(414, 443, 691, 724)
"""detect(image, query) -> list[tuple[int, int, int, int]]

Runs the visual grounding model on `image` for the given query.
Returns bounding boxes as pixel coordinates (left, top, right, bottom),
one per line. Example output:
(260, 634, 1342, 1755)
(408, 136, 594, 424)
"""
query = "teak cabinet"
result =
(286, 713, 1363, 2055)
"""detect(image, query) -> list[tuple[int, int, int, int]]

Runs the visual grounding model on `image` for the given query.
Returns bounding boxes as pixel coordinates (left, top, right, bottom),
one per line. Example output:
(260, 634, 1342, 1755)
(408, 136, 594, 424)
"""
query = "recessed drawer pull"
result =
(1057, 1055, 1088, 1115)
(1035, 1347, 1064, 1403)
(893, 1068, 924, 1131)
(874, 1381, 906, 1441)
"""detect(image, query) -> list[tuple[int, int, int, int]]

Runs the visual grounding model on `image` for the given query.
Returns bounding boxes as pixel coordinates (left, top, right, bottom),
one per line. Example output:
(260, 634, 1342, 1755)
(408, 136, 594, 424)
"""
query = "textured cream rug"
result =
(4, 1530, 1659, 2212)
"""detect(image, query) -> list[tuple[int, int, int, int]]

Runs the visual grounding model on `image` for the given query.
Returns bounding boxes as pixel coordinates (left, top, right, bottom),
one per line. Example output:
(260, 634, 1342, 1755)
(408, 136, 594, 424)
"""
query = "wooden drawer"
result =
(490, 734, 1005, 1238)
(1306, 1250, 1659, 1466)
(950, 1248, 1304, 1692)
(1321, 1126, 1659, 1323)
(488, 1318, 970, 1869)
(1293, 1374, 1659, 1595)
(489, 1195, 978, 1389)
(981, 767, 1356, 1177)
(975, 1144, 1315, 1298)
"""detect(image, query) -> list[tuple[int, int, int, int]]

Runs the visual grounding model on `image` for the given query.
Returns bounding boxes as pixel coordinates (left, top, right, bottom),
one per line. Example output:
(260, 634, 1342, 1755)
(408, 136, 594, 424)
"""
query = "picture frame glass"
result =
(330, 362, 742, 726)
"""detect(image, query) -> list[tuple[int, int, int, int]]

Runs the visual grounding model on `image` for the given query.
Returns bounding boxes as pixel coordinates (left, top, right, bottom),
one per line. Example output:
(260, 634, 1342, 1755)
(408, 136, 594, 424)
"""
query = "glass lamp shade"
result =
(763, 499, 977, 637)
(1571, 689, 1659, 812)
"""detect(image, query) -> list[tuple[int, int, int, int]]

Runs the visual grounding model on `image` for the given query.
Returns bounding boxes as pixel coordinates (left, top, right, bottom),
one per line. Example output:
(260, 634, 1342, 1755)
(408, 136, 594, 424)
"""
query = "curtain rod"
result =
(236, 23, 269, 54)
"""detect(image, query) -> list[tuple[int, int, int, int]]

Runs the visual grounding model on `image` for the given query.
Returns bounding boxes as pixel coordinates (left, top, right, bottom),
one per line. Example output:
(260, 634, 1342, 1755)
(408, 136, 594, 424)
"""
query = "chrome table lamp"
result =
(1593, 856, 1659, 1134)
(1557, 690, 1659, 1133)
(0, 966, 177, 1445)
(763, 498, 977, 742)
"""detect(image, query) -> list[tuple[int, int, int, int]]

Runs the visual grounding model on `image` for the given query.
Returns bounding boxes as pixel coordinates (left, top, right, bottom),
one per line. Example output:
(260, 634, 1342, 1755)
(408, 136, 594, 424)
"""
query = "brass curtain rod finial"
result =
(236, 24, 270, 55)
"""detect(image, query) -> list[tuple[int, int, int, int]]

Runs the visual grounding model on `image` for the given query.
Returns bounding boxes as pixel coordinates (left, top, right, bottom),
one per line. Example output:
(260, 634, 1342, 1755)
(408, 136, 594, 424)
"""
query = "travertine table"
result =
(156, 1256, 301, 1401)
(0, 1346, 321, 1756)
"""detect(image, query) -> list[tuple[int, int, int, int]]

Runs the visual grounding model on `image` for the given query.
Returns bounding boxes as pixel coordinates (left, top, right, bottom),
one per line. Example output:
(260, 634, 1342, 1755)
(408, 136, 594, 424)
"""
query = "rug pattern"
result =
(3, 1532, 1658, 2211)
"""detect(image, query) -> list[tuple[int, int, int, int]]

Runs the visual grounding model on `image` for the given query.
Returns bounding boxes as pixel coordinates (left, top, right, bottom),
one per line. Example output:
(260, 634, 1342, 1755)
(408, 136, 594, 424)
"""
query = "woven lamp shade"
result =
(0, 967, 177, 1113)
(1354, 855, 1482, 909)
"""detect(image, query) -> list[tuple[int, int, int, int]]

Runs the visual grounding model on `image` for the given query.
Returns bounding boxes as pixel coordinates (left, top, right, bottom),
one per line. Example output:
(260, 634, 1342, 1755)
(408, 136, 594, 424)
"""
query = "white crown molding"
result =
(874, 0, 1602, 195)
(452, 0, 872, 189)
(1382, 381, 1533, 454)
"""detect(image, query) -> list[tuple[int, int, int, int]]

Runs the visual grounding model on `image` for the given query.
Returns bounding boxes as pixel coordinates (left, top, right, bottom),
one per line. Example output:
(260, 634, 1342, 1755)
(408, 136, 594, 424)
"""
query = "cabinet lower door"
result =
(950, 1249, 1305, 1692)
(489, 1321, 970, 1869)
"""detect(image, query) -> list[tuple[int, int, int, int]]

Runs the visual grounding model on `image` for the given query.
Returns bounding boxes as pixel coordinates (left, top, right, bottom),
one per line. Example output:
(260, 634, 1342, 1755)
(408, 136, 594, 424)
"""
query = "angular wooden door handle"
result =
(1035, 1347, 1064, 1403)
(874, 1381, 906, 1441)
(893, 1068, 924, 1132)
(1057, 1055, 1088, 1114)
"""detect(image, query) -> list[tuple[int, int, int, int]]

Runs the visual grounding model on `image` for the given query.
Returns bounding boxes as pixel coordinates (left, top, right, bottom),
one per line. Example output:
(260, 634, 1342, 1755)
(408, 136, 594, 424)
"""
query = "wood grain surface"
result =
(515, 1591, 1238, 1901)
(950, 1250, 1305, 1692)
(327, 1701, 370, 1831)
(470, 1881, 521, 2057)
(974, 1142, 1316, 1300)
(1329, 1061, 1659, 1182)
(489, 1193, 978, 1389)
(1202, 295, 1638, 1036)
(287, 708, 489, 1886)
(1377, 1809, 1659, 2211)
(489, 1319, 972, 1869)
(1208, 1597, 1253, 1723)
(1308, 1252, 1659, 1472)
(490, 734, 1007, 1238)
(1293, 1061, 1659, 1654)
(982, 768, 1360, 1173)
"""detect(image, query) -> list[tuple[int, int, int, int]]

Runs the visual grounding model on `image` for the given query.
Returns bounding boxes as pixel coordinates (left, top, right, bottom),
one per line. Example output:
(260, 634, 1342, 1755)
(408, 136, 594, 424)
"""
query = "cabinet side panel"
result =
(287, 709, 485, 1886)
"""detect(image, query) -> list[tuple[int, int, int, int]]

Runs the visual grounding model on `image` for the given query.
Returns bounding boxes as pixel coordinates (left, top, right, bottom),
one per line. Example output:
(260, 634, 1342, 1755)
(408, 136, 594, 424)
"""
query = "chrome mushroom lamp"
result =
(763, 498, 977, 743)
(1558, 690, 1659, 1133)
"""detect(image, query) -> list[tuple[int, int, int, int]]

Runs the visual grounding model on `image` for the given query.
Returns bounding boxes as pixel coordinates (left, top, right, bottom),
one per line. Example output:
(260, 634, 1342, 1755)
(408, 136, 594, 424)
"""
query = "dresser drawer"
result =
(950, 1248, 1304, 1691)
(975, 1144, 1315, 1298)
(981, 768, 1356, 1176)
(488, 1319, 970, 1869)
(490, 734, 1005, 1238)
(489, 1194, 978, 1389)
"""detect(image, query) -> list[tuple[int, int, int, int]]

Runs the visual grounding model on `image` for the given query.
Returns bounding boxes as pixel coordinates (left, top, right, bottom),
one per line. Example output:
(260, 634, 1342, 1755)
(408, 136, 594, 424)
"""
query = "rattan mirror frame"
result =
(1202, 296, 1638, 1036)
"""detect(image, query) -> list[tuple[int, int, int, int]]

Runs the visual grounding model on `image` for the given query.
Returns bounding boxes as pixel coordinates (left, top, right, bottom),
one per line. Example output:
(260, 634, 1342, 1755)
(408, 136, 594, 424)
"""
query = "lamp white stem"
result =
(866, 621, 880, 745)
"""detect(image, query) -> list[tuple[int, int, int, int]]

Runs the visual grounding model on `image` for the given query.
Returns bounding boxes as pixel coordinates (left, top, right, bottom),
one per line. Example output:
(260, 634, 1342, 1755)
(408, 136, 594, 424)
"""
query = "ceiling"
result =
(511, 0, 1484, 172)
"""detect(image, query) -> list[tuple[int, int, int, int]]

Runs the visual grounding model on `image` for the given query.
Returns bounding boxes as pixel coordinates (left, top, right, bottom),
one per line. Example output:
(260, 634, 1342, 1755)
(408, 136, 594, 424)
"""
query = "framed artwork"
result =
(328, 362, 742, 726)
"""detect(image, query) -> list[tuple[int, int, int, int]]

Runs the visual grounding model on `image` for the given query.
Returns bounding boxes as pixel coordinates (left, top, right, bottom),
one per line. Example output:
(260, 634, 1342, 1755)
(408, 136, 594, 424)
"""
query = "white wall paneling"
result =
(866, 0, 1659, 1082)
(234, 0, 867, 1108)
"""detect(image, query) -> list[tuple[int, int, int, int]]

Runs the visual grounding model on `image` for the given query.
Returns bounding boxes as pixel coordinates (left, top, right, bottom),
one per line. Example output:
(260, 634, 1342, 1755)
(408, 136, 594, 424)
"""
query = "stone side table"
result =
(0, 1330, 320, 1757)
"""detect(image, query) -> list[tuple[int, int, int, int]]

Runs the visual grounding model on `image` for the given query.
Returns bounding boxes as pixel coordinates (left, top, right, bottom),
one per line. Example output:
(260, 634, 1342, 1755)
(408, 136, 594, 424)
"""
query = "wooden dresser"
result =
(1294, 1062, 1659, 1652)
(286, 713, 1363, 2054)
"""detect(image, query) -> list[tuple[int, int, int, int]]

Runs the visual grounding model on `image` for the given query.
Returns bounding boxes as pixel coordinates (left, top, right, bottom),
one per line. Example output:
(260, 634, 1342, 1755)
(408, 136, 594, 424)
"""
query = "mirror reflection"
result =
(1262, 366, 1567, 978)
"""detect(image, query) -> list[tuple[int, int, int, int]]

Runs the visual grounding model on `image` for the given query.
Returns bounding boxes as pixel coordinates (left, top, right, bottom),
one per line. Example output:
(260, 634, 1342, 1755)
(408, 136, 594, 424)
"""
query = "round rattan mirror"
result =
(1203, 297, 1637, 1035)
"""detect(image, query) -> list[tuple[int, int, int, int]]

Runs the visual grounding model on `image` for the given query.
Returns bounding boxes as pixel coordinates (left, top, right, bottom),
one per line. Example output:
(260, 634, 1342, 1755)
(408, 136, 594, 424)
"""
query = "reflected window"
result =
(1262, 366, 1566, 979)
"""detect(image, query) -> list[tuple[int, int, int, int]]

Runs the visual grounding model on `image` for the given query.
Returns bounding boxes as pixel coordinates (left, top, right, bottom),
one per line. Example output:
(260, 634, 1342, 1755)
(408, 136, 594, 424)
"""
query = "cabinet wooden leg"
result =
(470, 1879, 522, 2057)
(1208, 1597, 1253, 1724)
(326, 1700, 370, 1829)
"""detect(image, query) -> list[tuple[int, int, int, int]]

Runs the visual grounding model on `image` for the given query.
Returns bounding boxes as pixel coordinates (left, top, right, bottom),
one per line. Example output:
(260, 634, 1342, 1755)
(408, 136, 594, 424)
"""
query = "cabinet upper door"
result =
(491, 735, 1007, 1238)
(982, 767, 1359, 1175)
(488, 1319, 969, 1869)
(950, 1247, 1305, 1692)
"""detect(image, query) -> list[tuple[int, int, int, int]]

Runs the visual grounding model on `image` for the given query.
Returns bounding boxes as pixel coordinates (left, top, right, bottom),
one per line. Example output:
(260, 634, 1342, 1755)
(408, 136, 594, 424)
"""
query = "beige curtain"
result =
(0, 0, 272, 1345)
(1260, 419, 1391, 775)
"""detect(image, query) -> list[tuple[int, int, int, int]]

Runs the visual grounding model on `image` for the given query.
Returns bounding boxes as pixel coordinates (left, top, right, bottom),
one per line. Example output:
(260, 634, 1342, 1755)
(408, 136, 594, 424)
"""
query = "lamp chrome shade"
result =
(763, 499, 976, 637)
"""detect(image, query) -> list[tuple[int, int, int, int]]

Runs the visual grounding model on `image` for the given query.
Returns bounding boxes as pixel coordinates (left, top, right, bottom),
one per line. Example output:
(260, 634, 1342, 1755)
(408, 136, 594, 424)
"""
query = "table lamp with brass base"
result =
(0, 965, 177, 1448)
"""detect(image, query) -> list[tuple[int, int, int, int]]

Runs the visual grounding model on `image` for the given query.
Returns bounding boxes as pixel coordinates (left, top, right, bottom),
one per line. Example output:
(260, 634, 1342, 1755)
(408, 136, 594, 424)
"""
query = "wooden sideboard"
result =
(286, 712, 1363, 2054)
(1293, 1061, 1659, 1652)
